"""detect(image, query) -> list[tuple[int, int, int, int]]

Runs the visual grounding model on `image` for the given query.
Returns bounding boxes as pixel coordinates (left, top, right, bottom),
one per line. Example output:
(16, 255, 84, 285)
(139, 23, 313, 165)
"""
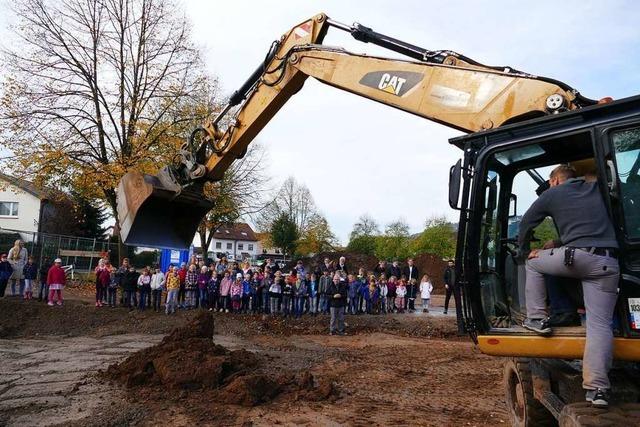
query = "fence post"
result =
(73, 237, 80, 268)
(88, 238, 96, 273)
(39, 233, 45, 265)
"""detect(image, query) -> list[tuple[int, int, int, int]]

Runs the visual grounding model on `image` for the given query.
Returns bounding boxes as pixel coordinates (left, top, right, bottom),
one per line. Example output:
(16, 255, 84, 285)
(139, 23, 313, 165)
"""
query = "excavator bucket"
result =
(116, 171, 213, 249)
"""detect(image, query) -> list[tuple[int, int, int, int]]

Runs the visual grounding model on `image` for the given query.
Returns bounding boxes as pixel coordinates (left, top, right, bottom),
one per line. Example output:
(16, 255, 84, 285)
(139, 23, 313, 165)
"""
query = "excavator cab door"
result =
(596, 120, 640, 336)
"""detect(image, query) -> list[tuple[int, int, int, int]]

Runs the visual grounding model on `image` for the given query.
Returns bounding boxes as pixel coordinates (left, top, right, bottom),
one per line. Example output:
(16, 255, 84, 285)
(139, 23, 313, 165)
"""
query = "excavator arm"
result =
(117, 13, 595, 249)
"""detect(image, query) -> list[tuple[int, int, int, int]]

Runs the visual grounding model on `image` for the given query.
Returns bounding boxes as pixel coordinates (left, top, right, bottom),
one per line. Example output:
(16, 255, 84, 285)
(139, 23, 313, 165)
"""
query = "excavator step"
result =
(559, 402, 640, 427)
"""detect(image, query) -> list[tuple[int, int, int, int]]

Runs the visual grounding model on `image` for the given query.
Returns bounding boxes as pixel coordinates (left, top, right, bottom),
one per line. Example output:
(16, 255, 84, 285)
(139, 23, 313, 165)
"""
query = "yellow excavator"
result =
(116, 13, 640, 426)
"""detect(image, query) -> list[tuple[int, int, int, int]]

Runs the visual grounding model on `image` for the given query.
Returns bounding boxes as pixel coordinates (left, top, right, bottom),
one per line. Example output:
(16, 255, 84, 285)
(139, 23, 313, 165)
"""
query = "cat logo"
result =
(378, 73, 407, 95)
(359, 70, 423, 97)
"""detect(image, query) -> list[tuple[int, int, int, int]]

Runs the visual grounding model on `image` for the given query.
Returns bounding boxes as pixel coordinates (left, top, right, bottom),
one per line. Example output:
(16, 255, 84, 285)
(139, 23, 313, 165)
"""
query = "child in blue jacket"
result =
(241, 273, 252, 313)
(207, 274, 219, 311)
(22, 256, 38, 300)
(294, 277, 308, 318)
(365, 279, 379, 314)
(347, 275, 359, 315)
(308, 273, 318, 315)
(0, 253, 13, 297)
(356, 268, 367, 314)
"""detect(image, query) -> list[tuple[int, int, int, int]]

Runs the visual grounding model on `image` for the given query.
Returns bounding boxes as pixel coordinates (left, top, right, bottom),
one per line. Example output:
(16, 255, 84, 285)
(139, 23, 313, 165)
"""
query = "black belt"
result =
(576, 247, 618, 259)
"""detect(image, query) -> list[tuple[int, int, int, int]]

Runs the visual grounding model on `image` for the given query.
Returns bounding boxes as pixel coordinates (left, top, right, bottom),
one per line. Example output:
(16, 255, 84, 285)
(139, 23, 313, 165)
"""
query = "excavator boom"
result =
(117, 13, 594, 249)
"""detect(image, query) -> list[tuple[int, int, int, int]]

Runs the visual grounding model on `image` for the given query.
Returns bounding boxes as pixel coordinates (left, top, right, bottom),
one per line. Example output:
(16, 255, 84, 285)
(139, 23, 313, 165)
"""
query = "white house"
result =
(208, 223, 259, 261)
(255, 232, 284, 260)
(0, 173, 51, 242)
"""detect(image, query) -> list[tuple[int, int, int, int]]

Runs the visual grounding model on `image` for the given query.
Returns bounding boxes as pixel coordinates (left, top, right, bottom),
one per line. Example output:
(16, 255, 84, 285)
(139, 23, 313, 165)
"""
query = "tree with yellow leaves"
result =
(0, 0, 214, 228)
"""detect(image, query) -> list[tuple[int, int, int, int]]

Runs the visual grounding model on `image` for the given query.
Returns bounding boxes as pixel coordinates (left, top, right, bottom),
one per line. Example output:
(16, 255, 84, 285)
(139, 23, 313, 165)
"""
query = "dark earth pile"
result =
(104, 312, 337, 406)
(412, 252, 449, 293)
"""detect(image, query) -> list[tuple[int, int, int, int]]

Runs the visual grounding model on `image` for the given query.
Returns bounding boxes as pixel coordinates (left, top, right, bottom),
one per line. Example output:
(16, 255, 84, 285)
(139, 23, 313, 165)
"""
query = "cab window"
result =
(611, 127, 640, 239)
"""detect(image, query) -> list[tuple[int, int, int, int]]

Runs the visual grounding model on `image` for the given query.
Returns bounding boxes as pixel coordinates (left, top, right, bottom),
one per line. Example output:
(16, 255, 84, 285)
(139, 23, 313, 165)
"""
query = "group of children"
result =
(345, 270, 435, 315)
(2, 252, 436, 317)
(0, 254, 67, 305)
(121, 259, 436, 317)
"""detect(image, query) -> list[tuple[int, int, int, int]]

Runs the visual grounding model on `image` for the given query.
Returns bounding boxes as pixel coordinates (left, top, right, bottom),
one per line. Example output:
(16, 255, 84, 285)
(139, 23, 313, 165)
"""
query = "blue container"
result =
(159, 248, 189, 272)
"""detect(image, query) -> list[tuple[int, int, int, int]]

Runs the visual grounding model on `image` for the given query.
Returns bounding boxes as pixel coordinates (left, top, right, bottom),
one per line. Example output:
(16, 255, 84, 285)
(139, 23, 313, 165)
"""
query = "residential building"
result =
(255, 232, 285, 260)
(208, 222, 259, 261)
(0, 173, 56, 242)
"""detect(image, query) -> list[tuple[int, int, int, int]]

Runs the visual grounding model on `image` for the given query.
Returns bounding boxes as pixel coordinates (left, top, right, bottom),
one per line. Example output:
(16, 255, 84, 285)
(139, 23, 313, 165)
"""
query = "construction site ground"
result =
(0, 288, 508, 426)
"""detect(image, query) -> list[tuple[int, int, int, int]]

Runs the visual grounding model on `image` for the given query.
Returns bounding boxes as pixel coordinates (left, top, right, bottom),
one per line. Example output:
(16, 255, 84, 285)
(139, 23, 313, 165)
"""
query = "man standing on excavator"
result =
(519, 164, 620, 408)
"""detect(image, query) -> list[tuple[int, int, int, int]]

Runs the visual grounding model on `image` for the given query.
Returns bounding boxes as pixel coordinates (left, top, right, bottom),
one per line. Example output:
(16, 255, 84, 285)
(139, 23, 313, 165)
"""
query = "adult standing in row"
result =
(373, 260, 387, 277)
(443, 260, 456, 315)
(403, 258, 419, 311)
(116, 258, 130, 305)
(319, 257, 333, 276)
(327, 273, 348, 335)
(8, 239, 28, 297)
(335, 256, 348, 278)
(0, 253, 13, 297)
(387, 260, 401, 280)
(264, 258, 280, 278)
(443, 260, 464, 334)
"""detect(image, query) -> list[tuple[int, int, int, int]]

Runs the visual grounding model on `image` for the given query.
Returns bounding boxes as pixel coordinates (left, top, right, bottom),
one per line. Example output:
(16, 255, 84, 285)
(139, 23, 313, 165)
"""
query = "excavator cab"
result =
(450, 95, 640, 425)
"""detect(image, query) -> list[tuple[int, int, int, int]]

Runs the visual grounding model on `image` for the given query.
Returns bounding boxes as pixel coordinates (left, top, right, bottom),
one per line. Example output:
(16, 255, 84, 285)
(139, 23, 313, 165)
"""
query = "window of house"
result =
(238, 243, 244, 250)
(248, 244, 254, 251)
(226, 242, 232, 250)
(215, 242, 222, 249)
(0, 202, 19, 217)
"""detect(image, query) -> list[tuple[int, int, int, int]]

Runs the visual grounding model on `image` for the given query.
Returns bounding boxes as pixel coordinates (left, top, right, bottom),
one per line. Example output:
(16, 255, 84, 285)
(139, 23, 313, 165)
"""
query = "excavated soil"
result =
(1, 290, 507, 426)
(0, 296, 459, 340)
(104, 313, 338, 408)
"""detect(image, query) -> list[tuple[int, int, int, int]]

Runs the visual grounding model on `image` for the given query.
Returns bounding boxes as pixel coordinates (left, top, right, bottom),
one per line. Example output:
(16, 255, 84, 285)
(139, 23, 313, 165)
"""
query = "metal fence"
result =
(0, 227, 118, 274)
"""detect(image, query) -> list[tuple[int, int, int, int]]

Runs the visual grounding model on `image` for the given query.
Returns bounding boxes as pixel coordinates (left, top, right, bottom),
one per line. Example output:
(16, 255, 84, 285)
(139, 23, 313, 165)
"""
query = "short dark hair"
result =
(550, 164, 577, 181)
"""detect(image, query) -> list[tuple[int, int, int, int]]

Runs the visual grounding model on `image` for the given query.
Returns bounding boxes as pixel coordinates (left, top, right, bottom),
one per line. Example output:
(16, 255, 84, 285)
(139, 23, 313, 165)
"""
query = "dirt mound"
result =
(413, 252, 449, 294)
(104, 312, 257, 390)
(104, 312, 338, 407)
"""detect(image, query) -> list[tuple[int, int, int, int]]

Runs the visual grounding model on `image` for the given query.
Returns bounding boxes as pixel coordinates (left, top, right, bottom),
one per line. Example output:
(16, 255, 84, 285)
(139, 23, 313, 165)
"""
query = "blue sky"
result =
(2, 1, 639, 243)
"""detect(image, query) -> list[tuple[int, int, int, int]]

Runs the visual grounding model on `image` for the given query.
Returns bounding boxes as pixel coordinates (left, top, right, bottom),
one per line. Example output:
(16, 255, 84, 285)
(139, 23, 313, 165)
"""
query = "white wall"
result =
(256, 240, 282, 257)
(209, 238, 258, 260)
(0, 183, 41, 241)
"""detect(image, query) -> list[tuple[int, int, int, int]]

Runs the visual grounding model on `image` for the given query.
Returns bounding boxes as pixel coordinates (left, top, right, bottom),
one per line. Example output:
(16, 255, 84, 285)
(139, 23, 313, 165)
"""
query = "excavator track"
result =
(559, 402, 640, 427)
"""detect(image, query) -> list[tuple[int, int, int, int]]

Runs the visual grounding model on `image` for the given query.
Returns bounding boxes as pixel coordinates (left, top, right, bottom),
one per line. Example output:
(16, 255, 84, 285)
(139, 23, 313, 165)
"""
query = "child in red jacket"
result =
(47, 258, 66, 306)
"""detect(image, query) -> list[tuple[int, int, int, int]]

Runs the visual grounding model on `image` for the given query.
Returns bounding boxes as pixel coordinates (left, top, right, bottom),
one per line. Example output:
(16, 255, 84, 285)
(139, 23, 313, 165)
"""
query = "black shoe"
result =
(586, 388, 609, 408)
(548, 312, 581, 327)
(443, 310, 448, 315)
(522, 318, 552, 336)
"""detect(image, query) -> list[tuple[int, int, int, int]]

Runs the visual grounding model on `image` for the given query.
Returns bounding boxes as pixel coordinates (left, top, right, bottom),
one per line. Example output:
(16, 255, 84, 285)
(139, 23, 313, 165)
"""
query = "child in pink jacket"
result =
(230, 273, 243, 313)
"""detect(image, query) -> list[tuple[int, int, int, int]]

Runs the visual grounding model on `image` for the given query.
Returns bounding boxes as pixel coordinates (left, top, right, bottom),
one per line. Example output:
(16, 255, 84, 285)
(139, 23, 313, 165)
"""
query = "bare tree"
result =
(257, 176, 320, 234)
(197, 142, 269, 253)
(0, 0, 212, 222)
(349, 214, 380, 240)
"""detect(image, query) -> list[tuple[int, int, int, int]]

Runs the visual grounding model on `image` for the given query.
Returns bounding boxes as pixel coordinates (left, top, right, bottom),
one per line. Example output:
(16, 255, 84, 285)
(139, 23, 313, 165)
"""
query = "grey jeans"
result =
(525, 247, 619, 390)
(330, 306, 345, 333)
